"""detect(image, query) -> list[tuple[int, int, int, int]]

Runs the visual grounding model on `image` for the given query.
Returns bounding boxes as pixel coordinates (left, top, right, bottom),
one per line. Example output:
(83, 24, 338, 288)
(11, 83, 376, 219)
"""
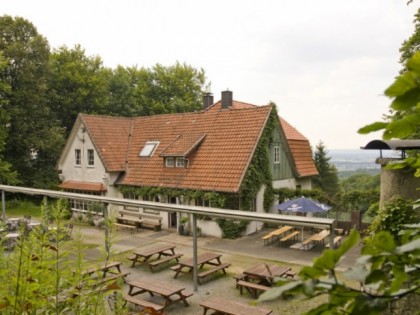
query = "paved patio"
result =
(75, 225, 361, 315)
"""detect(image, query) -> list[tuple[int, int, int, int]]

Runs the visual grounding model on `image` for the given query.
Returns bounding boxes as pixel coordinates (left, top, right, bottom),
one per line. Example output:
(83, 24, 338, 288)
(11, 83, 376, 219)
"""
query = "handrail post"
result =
(1, 190, 5, 220)
(192, 213, 198, 292)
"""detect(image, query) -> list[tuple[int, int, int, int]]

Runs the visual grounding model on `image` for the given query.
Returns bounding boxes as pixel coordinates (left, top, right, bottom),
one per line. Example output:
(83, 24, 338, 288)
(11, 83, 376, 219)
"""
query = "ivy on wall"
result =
(117, 105, 278, 238)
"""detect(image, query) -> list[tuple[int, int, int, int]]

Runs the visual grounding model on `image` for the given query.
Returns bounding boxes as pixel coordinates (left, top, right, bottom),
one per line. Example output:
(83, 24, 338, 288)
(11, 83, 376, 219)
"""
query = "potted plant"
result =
(179, 216, 189, 235)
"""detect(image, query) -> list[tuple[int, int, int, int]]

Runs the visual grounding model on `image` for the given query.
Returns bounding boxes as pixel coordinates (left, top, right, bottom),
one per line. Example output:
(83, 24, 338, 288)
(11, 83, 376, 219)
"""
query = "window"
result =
(139, 141, 159, 157)
(75, 149, 81, 166)
(87, 149, 95, 166)
(166, 157, 175, 167)
(66, 190, 101, 212)
(176, 157, 185, 168)
(274, 146, 280, 164)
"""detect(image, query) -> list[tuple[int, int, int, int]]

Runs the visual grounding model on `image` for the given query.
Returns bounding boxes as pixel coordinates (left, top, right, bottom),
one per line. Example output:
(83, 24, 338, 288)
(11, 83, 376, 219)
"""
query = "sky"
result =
(2, 0, 418, 149)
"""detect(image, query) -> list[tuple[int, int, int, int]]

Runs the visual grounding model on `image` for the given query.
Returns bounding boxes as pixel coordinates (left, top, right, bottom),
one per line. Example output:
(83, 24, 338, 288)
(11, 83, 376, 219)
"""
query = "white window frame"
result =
(87, 149, 95, 166)
(139, 141, 159, 157)
(166, 157, 175, 167)
(176, 157, 185, 168)
(274, 146, 280, 164)
(75, 149, 81, 166)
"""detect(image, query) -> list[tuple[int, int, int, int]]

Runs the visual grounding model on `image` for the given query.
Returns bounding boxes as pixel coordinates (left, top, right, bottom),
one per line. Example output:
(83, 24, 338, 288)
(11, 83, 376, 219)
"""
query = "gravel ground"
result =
(76, 225, 360, 315)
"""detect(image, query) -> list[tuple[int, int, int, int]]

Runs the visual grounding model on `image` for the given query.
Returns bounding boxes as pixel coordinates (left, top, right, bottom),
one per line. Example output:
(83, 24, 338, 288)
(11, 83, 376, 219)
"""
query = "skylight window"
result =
(139, 141, 159, 157)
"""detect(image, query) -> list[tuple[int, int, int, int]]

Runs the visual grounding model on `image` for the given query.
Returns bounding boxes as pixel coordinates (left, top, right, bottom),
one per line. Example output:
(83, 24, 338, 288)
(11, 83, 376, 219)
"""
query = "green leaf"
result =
(406, 51, 420, 73)
(383, 114, 420, 139)
(258, 280, 302, 302)
(299, 266, 327, 279)
(395, 238, 420, 253)
(344, 264, 370, 282)
(358, 122, 388, 134)
(385, 71, 418, 97)
(372, 231, 396, 252)
(365, 269, 387, 285)
(336, 229, 360, 256)
(390, 88, 420, 111)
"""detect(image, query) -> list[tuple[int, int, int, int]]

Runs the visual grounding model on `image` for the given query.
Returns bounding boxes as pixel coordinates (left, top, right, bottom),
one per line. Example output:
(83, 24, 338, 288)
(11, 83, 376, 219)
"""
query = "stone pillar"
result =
(378, 159, 420, 208)
(351, 210, 361, 231)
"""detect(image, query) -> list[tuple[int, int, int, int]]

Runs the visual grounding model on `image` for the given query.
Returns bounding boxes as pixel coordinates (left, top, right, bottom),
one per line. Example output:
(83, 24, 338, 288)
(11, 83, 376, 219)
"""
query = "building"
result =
(56, 91, 318, 236)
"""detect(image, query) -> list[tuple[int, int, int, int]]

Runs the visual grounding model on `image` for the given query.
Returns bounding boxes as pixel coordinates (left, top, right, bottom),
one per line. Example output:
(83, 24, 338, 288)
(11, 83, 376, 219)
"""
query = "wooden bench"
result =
(200, 297, 273, 315)
(114, 222, 137, 233)
(262, 233, 273, 245)
(92, 272, 130, 289)
(326, 236, 342, 248)
(232, 273, 247, 288)
(138, 213, 162, 231)
(283, 270, 297, 279)
(82, 261, 123, 277)
(116, 210, 143, 232)
(148, 253, 184, 272)
(123, 294, 164, 312)
(279, 230, 300, 245)
(237, 280, 270, 298)
(197, 263, 231, 284)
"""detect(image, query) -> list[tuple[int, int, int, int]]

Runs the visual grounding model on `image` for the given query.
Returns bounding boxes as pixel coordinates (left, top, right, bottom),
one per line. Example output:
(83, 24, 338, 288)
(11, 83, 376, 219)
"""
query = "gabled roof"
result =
(79, 115, 132, 172)
(122, 101, 272, 192)
(214, 101, 318, 178)
(73, 99, 317, 193)
(279, 118, 319, 178)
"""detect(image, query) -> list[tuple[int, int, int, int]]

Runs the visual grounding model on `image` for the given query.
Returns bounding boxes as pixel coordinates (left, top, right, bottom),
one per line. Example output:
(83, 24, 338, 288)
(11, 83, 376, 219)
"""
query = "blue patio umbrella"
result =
(275, 196, 331, 213)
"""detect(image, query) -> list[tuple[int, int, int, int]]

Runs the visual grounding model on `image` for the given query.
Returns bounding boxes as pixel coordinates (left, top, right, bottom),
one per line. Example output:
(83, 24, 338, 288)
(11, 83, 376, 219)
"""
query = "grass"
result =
(0, 199, 42, 219)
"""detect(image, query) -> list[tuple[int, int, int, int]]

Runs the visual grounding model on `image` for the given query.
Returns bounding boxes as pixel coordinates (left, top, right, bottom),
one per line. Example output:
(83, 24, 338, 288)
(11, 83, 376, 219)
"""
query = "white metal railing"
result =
(0, 184, 336, 292)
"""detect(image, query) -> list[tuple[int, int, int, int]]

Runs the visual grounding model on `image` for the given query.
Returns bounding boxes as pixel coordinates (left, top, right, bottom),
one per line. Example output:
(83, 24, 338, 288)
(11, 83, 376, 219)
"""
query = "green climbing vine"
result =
(217, 105, 277, 238)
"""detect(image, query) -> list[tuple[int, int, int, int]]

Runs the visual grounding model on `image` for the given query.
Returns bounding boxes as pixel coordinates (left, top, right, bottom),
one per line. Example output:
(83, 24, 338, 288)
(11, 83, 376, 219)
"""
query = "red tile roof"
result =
(78, 99, 317, 193)
(279, 118, 319, 177)
(58, 180, 107, 192)
(123, 101, 271, 192)
(80, 115, 131, 171)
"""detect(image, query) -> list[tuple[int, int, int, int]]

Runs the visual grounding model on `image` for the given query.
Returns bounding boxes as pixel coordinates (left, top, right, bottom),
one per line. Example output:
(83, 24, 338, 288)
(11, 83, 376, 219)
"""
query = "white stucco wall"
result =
(59, 124, 107, 186)
(272, 178, 297, 189)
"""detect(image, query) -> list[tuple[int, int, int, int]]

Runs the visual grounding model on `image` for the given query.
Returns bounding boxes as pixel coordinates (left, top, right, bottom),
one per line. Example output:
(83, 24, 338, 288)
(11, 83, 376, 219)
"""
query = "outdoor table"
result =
(127, 277, 192, 308)
(311, 230, 330, 247)
(129, 244, 176, 267)
(172, 252, 222, 279)
(79, 261, 123, 278)
(200, 297, 273, 315)
(243, 263, 291, 285)
(269, 225, 293, 240)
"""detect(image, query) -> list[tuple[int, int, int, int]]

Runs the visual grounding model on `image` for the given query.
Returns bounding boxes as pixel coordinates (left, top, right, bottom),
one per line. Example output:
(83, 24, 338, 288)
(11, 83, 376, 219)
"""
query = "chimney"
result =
(202, 93, 214, 109)
(221, 90, 233, 109)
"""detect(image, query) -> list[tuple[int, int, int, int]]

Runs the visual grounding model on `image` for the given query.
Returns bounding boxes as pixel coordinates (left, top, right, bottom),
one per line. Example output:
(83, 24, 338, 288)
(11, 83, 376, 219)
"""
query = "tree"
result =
(0, 52, 18, 184)
(107, 62, 208, 117)
(0, 15, 64, 188)
(48, 44, 110, 135)
(400, 8, 420, 71)
(313, 141, 340, 196)
(340, 173, 380, 192)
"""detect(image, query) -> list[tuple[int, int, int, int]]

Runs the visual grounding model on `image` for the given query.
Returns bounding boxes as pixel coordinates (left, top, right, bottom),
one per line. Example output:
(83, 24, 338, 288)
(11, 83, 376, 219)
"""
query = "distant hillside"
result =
(329, 149, 380, 173)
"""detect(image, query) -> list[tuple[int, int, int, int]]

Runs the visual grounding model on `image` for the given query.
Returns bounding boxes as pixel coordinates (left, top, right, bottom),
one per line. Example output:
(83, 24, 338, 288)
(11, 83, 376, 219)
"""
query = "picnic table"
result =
(234, 263, 291, 297)
(80, 261, 123, 278)
(243, 263, 291, 285)
(200, 297, 272, 315)
(301, 229, 330, 250)
(262, 225, 293, 245)
(127, 244, 182, 271)
(126, 277, 193, 310)
(171, 252, 230, 284)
